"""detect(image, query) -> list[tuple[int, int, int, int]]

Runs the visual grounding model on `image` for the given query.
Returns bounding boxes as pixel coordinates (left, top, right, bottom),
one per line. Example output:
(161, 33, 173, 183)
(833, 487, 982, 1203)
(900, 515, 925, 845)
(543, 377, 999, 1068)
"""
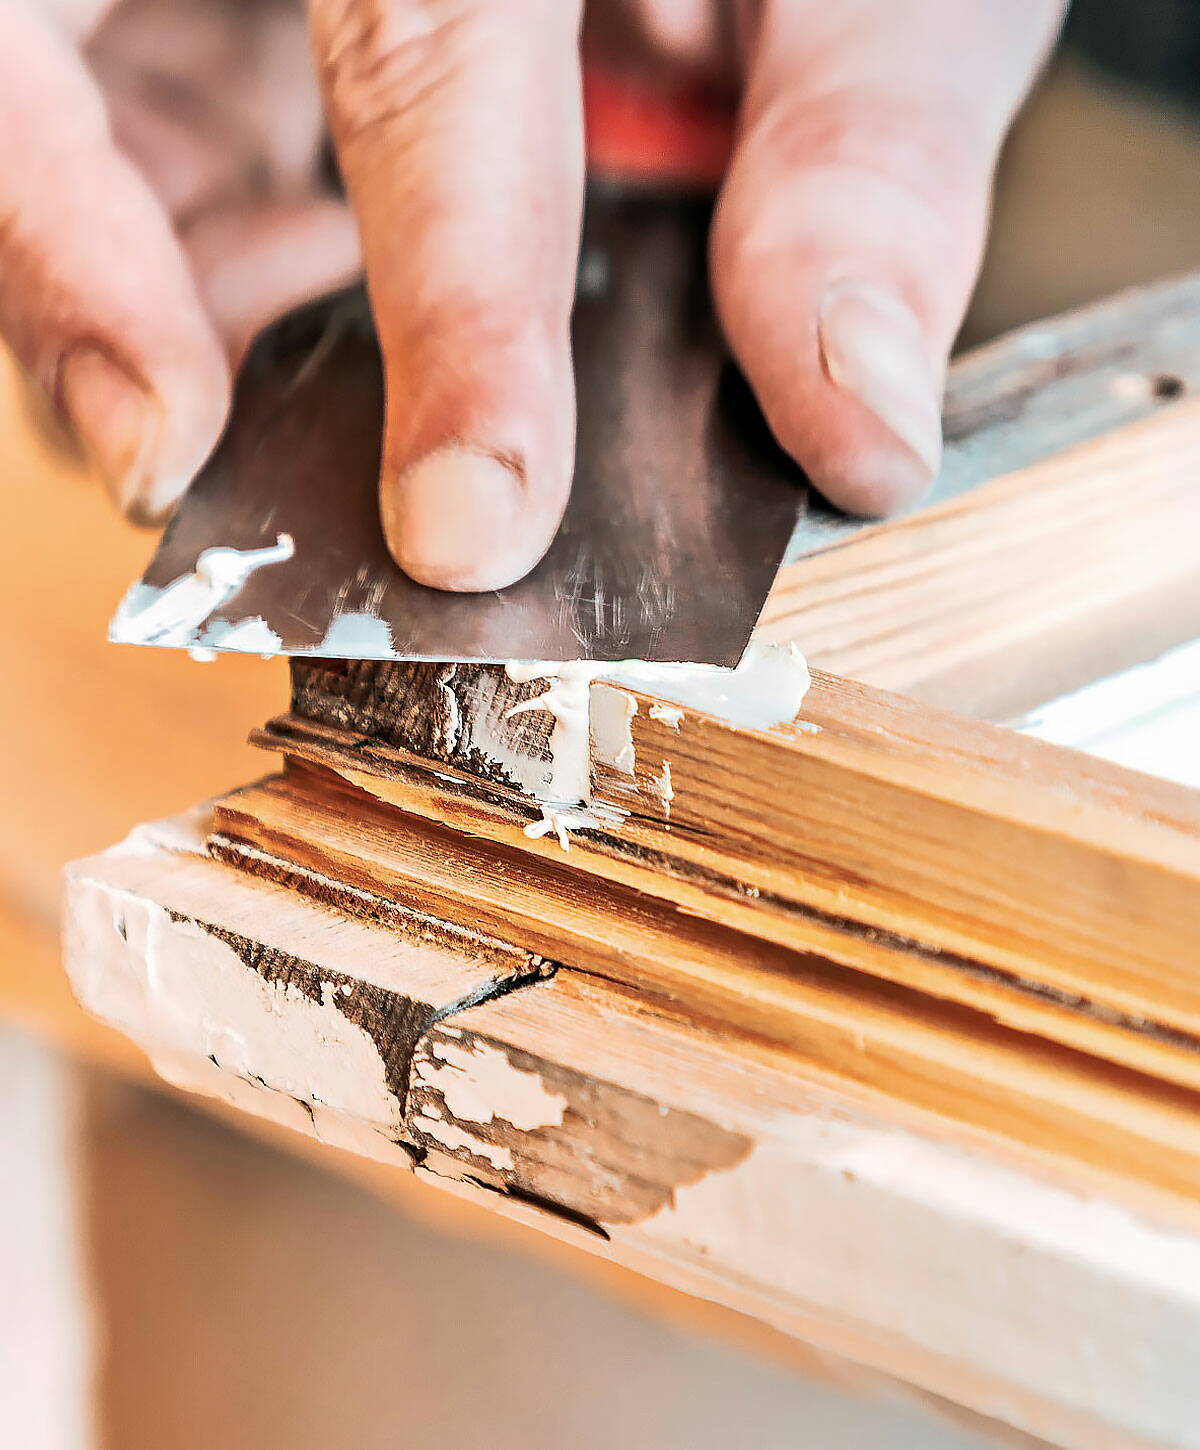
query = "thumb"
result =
(710, 0, 1065, 515)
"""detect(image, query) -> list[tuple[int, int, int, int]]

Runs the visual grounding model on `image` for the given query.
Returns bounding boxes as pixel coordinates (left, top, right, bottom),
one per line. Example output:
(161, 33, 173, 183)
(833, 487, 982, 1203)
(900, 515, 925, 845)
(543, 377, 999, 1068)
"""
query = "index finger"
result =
(308, 0, 586, 592)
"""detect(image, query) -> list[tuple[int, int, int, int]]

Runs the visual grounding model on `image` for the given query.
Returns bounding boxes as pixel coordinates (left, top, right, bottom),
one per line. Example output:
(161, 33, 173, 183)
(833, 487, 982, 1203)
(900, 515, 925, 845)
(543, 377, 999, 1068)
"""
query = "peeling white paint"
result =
(110, 534, 294, 648)
(420, 1036, 567, 1132)
(153, 1047, 418, 1170)
(67, 883, 402, 1135)
(414, 1115, 515, 1170)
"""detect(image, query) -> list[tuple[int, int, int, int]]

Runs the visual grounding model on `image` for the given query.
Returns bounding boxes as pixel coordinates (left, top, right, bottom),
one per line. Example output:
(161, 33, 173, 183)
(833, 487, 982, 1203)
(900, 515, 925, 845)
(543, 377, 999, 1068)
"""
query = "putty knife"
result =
(110, 188, 808, 668)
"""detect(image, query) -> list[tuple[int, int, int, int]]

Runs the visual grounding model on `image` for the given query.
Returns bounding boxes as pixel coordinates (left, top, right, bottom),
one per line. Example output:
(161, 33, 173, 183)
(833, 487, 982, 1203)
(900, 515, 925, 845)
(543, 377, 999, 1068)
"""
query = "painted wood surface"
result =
(64, 815, 1200, 1450)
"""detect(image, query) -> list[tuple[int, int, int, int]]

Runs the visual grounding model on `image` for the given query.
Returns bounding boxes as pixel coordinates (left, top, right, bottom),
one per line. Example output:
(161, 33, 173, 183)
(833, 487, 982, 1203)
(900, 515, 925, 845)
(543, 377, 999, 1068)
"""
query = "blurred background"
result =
(966, 0, 1200, 343)
(3, 3, 1200, 1447)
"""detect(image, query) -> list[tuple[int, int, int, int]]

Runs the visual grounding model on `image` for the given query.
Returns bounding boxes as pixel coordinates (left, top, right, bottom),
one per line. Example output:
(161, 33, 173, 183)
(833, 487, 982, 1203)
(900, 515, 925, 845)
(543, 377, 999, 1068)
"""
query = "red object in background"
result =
(582, 63, 735, 187)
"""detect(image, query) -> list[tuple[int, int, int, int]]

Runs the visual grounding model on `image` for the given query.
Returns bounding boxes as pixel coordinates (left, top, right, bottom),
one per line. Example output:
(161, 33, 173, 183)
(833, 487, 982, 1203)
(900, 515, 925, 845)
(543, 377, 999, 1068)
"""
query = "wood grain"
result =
(208, 763, 1200, 1213)
(761, 392, 1200, 718)
(755, 271, 1200, 718)
(63, 814, 1200, 1450)
(255, 658, 1200, 1099)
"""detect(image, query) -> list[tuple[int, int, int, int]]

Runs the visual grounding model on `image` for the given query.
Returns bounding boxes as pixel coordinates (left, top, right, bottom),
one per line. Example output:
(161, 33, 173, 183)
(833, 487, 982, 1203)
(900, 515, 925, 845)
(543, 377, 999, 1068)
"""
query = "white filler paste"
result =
(505, 643, 810, 849)
(110, 534, 294, 649)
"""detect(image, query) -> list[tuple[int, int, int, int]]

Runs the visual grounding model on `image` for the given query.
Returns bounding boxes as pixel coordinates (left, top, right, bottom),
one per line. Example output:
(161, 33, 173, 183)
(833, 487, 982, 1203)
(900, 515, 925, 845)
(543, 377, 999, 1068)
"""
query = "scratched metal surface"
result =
(132, 190, 804, 666)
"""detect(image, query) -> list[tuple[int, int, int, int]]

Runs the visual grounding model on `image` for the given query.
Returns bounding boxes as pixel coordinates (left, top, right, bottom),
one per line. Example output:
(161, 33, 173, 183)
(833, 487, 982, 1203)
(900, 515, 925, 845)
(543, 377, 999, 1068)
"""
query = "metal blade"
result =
(111, 189, 805, 667)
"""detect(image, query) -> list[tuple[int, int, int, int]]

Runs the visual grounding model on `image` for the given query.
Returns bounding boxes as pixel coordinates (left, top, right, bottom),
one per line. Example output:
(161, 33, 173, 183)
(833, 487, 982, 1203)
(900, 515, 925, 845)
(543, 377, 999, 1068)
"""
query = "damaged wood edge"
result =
(252, 713, 539, 818)
(222, 780, 1200, 1083)
(61, 816, 1200, 1450)
(215, 765, 1200, 1080)
(202, 824, 553, 978)
(405, 1018, 751, 1234)
(286, 657, 554, 798)
(238, 769, 1200, 1097)
(63, 817, 1200, 1247)
(202, 778, 1200, 1212)
(171, 911, 556, 1112)
(174, 918, 664, 1247)
(60, 817, 555, 1147)
(248, 665, 1200, 1084)
(61, 828, 756, 1245)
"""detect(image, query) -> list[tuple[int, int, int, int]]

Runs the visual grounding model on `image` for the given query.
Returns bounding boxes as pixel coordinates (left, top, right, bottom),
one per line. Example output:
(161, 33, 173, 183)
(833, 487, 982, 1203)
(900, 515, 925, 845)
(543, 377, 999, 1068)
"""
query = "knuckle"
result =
(0, 207, 56, 379)
(754, 84, 986, 206)
(717, 83, 986, 285)
(0, 207, 19, 263)
(314, 0, 472, 148)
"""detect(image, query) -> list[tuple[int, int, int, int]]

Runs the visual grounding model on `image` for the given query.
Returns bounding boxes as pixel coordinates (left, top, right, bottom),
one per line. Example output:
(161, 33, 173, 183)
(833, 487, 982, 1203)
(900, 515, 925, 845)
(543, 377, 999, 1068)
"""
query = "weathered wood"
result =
(208, 761, 1200, 1213)
(937, 272, 1200, 492)
(257, 658, 1200, 1100)
(63, 814, 1200, 1450)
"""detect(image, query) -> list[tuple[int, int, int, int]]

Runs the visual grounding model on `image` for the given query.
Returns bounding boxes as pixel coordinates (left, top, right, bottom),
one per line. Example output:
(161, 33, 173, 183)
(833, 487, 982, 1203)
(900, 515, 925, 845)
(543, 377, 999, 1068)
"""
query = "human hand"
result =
(0, 0, 362, 523)
(1, 0, 1065, 588)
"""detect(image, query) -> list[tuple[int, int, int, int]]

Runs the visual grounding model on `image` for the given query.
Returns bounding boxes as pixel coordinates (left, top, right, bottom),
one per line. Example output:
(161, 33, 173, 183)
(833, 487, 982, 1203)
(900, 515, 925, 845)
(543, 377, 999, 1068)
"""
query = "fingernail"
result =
(58, 345, 162, 519)
(383, 445, 535, 593)
(818, 279, 943, 487)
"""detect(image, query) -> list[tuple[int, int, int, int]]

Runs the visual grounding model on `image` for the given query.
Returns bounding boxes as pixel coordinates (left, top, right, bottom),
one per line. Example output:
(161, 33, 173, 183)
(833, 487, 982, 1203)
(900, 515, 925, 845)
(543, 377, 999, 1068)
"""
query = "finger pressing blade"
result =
(111, 188, 806, 667)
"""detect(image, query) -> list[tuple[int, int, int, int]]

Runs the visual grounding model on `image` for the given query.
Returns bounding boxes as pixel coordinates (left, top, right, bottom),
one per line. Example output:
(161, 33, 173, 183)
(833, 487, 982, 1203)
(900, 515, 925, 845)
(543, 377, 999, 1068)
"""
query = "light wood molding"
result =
(762, 273, 1200, 718)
